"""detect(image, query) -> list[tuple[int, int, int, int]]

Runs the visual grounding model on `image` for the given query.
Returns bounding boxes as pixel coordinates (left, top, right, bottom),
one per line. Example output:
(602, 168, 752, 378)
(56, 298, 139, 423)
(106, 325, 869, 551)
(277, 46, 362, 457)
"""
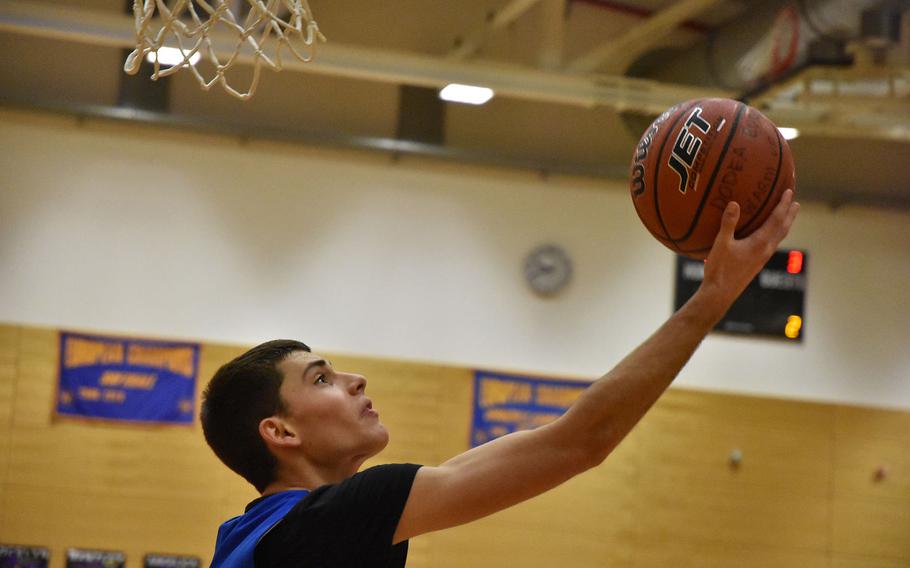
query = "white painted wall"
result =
(2, 109, 909, 409)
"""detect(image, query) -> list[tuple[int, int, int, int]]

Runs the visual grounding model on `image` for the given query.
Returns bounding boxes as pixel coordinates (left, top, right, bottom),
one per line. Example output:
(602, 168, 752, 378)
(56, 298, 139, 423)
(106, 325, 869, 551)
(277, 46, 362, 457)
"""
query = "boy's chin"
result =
(366, 426, 391, 455)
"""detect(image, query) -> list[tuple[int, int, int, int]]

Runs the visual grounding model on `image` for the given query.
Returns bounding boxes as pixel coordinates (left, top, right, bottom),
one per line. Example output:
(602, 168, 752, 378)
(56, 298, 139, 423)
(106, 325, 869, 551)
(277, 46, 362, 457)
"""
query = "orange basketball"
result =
(629, 98, 795, 259)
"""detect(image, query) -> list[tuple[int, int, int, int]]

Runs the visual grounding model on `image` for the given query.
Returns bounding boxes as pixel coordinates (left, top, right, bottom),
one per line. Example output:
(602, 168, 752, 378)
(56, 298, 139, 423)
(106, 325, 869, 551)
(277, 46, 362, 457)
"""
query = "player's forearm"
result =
(557, 287, 730, 464)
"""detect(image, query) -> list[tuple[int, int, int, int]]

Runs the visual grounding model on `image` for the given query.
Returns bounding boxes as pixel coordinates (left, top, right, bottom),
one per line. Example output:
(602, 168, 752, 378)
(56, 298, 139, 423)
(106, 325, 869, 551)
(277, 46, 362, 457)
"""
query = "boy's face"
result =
(274, 351, 389, 469)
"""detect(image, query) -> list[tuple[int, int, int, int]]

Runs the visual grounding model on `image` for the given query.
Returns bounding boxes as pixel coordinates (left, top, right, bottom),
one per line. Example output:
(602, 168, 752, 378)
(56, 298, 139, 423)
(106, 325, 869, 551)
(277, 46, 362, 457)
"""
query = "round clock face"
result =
(523, 244, 573, 296)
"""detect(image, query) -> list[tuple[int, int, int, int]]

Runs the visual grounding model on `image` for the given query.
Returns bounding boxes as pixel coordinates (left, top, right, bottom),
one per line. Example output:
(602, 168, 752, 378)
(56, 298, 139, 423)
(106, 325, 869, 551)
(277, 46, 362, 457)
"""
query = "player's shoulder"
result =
(330, 463, 423, 499)
(354, 462, 423, 480)
(300, 463, 423, 509)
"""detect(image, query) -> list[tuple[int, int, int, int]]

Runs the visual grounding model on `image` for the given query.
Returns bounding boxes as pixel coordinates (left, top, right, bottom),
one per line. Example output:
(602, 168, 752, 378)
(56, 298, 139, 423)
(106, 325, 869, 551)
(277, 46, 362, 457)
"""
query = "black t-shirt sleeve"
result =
(255, 463, 422, 568)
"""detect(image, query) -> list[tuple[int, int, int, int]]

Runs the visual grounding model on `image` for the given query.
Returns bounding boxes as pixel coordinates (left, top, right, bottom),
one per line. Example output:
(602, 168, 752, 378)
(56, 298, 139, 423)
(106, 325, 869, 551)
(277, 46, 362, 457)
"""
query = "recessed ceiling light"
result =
(778, 127, 800, 140)
(439, 83, 494, 105)
(146, 47, 201, 67)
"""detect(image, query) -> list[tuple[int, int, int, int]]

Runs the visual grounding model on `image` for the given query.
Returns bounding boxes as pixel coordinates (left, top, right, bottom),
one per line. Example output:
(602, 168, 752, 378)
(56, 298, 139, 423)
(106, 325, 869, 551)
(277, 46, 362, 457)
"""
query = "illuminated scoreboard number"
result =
(674, 250, 807, 341)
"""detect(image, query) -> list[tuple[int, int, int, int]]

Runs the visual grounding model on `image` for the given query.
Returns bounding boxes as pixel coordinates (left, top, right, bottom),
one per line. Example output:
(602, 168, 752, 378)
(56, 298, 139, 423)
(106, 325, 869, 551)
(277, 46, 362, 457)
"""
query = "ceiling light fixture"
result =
(146, 47, 201, 67)
(439, 83, 494, 105)
(778, 127, 800, 140)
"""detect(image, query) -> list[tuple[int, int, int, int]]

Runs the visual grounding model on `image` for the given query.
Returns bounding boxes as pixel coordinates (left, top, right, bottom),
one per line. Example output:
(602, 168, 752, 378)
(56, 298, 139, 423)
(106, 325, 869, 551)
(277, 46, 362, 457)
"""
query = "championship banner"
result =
(0, 545, 49, 568)
(471, 370, 589, 447)
(144, 554, 201, 568)
(65, 549, 125, 568)
(57, 331, 199, 425)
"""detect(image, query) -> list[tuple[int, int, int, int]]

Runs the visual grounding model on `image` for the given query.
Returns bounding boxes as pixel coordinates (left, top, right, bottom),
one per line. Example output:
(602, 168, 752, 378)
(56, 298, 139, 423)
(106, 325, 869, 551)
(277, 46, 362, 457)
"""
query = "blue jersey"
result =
(211, 490, 309, 568)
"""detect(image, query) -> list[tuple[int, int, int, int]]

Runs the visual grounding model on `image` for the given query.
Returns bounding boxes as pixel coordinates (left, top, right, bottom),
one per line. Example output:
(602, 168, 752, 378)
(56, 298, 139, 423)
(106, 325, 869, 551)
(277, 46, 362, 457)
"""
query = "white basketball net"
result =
(124, 0, 326, 100)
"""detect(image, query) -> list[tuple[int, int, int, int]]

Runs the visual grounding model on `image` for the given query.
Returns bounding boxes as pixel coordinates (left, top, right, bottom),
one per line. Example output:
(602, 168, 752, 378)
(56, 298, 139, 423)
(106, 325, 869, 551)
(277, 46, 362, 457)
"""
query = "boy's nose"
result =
(346, 373, 366, 395)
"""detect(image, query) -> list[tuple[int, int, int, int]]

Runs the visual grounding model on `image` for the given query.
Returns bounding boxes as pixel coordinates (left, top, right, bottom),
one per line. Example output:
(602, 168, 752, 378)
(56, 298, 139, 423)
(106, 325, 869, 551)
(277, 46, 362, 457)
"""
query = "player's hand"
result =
(699, 189, 800, 309)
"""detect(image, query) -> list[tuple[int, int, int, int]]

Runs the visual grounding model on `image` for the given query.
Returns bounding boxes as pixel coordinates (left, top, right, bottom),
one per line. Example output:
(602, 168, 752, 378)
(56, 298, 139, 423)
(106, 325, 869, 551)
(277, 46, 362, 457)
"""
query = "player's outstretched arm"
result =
(394, 190, 800, 544)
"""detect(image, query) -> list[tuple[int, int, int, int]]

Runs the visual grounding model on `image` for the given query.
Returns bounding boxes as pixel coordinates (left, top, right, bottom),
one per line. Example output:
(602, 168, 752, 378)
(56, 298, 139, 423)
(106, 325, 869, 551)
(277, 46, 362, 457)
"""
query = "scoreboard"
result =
(675, 250, 808, 341)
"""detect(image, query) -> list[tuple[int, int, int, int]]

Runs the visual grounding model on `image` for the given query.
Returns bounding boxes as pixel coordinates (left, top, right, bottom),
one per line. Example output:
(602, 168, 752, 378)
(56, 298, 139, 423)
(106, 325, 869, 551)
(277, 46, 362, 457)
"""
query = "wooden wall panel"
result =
(0, 324, 18, 420)
(1, 322, 909, 568)
(636, 388, 834, 497)
(13, 327, 57, 428)
(634, 388, 834, 558)
(0, 324, 18, 417)
(832, 553, 910, 568)
(831, 496, 910, 560)
(6, 425, 225, 501)
(633, 543, 830, 568)
(1, 484, 226, 568)
(832, 405, 910, 561)
(833, 405, 910, 499)
(0, 324, 18, 529)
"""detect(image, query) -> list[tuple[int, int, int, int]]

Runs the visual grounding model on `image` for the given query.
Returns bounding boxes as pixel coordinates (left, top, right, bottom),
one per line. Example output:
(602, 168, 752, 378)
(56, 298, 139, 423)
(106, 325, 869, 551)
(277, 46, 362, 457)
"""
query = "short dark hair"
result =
(201, 339, 311, 492)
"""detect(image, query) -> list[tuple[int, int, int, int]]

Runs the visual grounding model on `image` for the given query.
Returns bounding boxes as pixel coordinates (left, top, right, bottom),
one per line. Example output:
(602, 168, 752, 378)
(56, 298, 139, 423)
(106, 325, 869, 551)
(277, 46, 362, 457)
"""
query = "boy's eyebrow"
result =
(302, 358, 332, 377)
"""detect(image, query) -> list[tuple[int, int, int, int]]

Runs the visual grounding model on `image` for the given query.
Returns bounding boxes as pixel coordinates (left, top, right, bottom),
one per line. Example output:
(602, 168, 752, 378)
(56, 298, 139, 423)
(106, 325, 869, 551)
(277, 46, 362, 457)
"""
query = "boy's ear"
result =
(259, 416, 301, 449)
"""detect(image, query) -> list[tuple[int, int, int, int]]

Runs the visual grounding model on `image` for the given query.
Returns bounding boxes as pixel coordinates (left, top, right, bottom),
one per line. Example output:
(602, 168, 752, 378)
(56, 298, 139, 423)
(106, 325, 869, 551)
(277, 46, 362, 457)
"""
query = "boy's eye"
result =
(314, 374, 328, 384)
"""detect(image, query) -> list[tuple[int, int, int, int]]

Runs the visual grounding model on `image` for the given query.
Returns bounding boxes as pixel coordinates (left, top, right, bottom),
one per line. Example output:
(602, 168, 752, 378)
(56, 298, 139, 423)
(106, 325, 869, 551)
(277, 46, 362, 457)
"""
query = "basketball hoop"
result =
(124, 0, 326, 100)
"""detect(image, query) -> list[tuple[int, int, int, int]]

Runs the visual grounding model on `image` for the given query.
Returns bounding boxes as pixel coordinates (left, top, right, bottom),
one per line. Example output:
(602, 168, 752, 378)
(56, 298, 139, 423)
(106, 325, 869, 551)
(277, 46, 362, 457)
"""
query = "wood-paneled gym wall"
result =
(0, 323, 907, 567)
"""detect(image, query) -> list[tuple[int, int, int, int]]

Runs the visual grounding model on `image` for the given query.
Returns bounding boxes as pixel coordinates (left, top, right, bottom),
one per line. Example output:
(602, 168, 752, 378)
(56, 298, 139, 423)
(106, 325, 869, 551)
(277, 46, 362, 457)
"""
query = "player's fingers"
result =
(715, 201, 740, 245)
(780, 200, 800, 236)
(705, 201, 739, 263)
(753, 189, 793, 242)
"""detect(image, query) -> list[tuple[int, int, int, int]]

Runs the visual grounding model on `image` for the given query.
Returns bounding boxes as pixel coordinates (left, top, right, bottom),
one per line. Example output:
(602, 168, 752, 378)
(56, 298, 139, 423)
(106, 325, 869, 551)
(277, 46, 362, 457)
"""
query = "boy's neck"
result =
(260, 455, 366, 496)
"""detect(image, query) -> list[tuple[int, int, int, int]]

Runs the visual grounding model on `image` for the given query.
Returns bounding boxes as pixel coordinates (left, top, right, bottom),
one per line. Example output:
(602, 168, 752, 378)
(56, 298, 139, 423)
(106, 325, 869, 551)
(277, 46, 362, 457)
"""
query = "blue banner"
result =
(57, 332, 199, 425)
(0, 545, 49, 568)
(471, 370, 589, 447)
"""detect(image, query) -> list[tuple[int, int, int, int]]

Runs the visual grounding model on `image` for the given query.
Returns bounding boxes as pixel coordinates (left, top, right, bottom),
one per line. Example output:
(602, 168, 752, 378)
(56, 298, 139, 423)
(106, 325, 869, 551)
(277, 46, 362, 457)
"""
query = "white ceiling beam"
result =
(312, 43, 729, 113)
(764, 104, 910, 143)
(537, 0, 566, 70)
(0, 0, 730, 113)
(568, 0, 725, 74)
(449, 0, 543, 60)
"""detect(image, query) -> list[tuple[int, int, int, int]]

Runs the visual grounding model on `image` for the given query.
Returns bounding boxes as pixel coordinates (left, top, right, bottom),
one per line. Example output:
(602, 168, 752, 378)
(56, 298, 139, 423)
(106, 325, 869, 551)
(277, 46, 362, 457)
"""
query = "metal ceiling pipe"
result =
(629, 0, 885, 92)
